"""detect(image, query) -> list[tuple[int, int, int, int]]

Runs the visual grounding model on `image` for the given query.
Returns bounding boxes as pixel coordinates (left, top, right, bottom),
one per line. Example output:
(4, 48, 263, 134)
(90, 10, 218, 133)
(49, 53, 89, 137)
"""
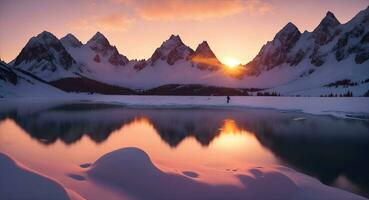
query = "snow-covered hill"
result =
(0, 60, 64, 97)
(3, 6, 369, 96)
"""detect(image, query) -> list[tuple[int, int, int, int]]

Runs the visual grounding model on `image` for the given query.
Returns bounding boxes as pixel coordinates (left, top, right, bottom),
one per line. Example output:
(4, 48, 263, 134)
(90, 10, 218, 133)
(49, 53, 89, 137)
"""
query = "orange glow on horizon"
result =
(0, 1, 366, 63)
(222, 57, 241, 68)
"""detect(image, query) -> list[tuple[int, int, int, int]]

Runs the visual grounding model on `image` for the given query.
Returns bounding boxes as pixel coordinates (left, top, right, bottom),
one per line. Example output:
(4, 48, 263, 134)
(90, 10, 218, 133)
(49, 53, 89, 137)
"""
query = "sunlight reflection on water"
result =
(0, 102, 368, 198)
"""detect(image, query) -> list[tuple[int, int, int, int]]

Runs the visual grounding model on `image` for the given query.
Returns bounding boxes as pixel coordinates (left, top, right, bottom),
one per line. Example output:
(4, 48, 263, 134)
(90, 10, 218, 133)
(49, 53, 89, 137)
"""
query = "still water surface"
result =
(0, 102, 368, 199)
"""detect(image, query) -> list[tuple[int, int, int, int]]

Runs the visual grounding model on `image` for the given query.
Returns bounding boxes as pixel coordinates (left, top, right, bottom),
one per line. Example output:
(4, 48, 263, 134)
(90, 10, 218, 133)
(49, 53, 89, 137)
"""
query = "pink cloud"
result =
(97, 14, 135, 31)
(117, 0, 273, 21)
(245, 0, 273, 16)
(70, 14, 134, 32)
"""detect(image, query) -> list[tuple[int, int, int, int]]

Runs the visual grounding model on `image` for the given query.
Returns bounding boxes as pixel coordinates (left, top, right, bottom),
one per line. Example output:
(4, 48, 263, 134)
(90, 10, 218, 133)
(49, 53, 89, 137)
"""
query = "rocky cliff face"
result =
(13, 31, 78, 78)
(0, 60, 17, 85)
(150, 35, 194, 66)
(245, 22, 301, 74)
(245, 7, 369, 75)
(334, 7, 369, 64)
(60, 34, 83, 48)
(190, 41, 223, 70)
(84, 32, 129, 66)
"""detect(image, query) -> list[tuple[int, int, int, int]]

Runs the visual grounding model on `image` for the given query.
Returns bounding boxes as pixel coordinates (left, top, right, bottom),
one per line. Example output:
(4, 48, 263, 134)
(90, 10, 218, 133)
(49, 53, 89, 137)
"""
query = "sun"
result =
(223, 57, 240, 68)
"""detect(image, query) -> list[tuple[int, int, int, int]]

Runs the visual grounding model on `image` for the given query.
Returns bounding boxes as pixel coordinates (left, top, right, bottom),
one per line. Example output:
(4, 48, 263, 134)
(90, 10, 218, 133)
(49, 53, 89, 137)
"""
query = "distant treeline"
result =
(49, 77, 368, 97)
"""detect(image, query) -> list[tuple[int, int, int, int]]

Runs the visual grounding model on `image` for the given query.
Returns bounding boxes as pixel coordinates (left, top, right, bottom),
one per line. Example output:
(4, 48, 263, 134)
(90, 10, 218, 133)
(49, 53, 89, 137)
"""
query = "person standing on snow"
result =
(227, 96, 230, 103)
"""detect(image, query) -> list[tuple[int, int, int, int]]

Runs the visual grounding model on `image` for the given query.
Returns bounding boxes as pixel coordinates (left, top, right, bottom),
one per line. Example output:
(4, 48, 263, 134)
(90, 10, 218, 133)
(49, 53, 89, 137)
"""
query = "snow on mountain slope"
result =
(11, 31, 84, 81)
(62, 32, 129, 69)
(190, 41, 223, 70)
(3, 6, 369, 96)
(149, 34, 194, 66)
(0, 61, 64, 97)
(245, 7, 368, 73)
(240, 6, 369, 96)
(64, 34, 232, 89)
(80, 6, 368, 94)
(60, 33, 82, 48)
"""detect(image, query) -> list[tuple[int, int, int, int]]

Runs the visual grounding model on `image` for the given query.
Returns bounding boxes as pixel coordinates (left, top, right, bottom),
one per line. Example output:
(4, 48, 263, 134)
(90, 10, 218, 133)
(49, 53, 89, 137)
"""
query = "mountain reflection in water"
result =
(0, 102, 368, 198)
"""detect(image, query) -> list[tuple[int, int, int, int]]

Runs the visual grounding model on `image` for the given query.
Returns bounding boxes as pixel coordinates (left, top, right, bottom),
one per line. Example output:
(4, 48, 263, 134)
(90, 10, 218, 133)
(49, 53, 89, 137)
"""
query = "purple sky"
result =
(0, 0, 368, 64)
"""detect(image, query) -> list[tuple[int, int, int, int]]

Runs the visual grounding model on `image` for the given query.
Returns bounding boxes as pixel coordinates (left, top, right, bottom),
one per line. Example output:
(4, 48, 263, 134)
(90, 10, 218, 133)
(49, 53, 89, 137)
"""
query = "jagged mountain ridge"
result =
(12, 31, 83, 81)
(150, 34, 194, 66)
(4, 6, 369, 96)
(60, 33, 83, 48)
(62, 32, 129, 67)
(245, 7, 369, 75)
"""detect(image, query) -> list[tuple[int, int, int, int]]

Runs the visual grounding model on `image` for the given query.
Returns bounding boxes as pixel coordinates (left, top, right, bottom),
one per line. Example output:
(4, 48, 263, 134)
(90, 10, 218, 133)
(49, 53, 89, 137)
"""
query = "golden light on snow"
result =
(211, 119, 255, 151)
(223, 57, 240, 68)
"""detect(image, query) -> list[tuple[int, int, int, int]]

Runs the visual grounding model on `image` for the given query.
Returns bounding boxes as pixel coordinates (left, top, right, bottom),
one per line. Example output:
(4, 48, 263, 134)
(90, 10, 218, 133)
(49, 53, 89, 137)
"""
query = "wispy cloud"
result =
(245, 0, 273, 16)
(115, 0, 273, 21)
(97, 14, 135, 31)
(70, 13, 134, 32)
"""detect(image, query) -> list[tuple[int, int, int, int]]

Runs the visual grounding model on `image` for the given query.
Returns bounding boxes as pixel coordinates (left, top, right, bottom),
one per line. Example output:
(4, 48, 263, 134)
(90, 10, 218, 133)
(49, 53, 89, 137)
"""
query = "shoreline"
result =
(1, 96, 369, 119)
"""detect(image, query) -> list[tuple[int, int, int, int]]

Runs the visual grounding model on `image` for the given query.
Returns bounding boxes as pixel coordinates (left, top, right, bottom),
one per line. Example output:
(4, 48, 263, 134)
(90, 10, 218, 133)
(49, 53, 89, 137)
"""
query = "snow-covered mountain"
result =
(190, 41, 223, 70)
(62, 32, 129, 67)
(3, 6, 369, 96)
(60, 33, 82, 48)
(0, 60, 17, 85)
(245, 9, 368, 73)
(0, 59, 64, 97)
(150, 34, 193, 66)
(11, 31, 84, 81)
(242, 7, 369, 96)
(132, 35, 223, 71)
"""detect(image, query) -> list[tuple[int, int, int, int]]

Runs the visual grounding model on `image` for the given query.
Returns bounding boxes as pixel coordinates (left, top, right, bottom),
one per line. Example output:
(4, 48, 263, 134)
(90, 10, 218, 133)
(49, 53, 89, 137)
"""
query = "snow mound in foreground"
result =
(0, 153, 83, 200)
(87, 147, 366, 200)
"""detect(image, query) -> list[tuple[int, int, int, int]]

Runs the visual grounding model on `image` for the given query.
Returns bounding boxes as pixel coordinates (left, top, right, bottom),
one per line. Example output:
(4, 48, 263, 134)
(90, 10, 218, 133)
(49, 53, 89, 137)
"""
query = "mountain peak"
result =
(61, 33, 82, 48)
(314, 11, 340, 32)
(193, 41, 216, 58)
(87, 32, 110, 46)
(13, 31, 78, 80)
(285, 22, 298, 30)
(169, 34, 181, 41)
(273, 22, 301, 46)
(162, 34, 184, 48)
(277, 22, 299, 36)
(191, 41, 221, 70)
(326, 11, 335, 18)
(320, 11, 340, 27)
(312, 11, 340, 45)
(63, 33, 79, 41)
(150, 34, 193, 65)
(86, 31, 113, 55)
(38, 31, 56, 38)
(29, 31, 59, 45)
(198, 40, 210, 48)
(92, 31, 105, 40)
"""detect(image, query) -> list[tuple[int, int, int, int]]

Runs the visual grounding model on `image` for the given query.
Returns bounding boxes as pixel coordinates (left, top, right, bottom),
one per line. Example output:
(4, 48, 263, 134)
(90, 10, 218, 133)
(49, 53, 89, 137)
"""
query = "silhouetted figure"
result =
(226, 96, 230, 103)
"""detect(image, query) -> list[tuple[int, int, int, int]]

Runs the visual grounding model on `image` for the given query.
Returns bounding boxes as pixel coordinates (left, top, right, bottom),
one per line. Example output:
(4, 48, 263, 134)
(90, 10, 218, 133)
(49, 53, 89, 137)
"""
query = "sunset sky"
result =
(0, 0, 368, 64)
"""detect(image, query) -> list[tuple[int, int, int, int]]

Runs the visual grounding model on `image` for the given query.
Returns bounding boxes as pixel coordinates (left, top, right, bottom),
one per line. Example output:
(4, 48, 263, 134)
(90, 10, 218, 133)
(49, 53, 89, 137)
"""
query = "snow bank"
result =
(0, 152, 82, 200)
(1, 96, 368, 119)
(87, 147, 366, 200)
(79, 95, 369, 118)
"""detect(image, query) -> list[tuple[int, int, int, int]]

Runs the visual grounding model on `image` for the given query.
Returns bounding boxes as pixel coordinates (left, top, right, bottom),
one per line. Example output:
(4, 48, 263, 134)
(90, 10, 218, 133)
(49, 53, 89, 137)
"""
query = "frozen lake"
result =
(0, 100, 368, 199)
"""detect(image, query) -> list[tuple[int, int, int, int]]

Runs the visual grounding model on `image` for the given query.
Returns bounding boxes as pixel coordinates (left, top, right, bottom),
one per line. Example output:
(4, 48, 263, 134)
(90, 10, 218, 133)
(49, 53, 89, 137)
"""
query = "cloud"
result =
(245, 0, 273, 16)
(97, 14, 135, 31)
(70, 13, 134, 32)
(116, 0, 273, 21)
